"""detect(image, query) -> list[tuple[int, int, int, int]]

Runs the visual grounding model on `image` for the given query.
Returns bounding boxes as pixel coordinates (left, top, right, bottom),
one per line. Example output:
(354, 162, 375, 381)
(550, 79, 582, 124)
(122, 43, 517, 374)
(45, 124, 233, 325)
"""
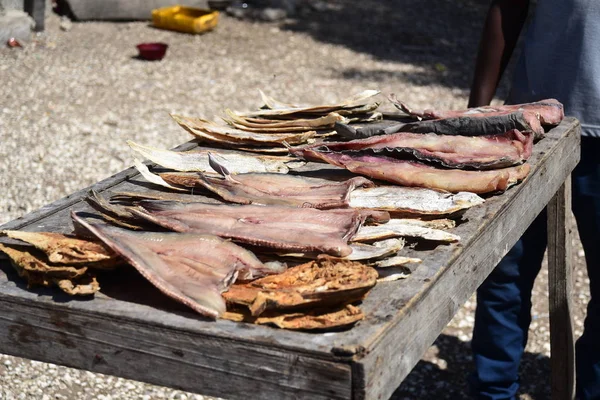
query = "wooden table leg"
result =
(547, 176, 575, 400)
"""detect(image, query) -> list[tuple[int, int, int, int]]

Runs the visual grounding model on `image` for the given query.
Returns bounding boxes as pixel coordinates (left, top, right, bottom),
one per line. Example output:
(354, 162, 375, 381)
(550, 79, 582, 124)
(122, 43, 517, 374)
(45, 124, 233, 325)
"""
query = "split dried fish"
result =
(373, 256, 422, 268)
(0, 230, 118, 266)
(223, 110, 347, 131)
(345, 238, 406, 261)
(222, 256, 377, 316)
(222, 304, 364, 331)
(129, 201, 372, 257)
(277, 238, 405, 261)
(352, 219, 460, 243)
(72, 212, 271, 319)
(237, 90, 381, 118)
(349, 186, 484, 216)
(0, 243, 100, 296)
(172, 115, 316, 146)
(128, 140, 303, 174)
(158, 154, 375, 209)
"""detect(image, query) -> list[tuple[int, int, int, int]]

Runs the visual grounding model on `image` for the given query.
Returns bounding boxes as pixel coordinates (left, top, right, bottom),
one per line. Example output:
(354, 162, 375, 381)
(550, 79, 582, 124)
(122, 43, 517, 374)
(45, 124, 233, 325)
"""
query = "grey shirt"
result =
(508, 0, 600, 137)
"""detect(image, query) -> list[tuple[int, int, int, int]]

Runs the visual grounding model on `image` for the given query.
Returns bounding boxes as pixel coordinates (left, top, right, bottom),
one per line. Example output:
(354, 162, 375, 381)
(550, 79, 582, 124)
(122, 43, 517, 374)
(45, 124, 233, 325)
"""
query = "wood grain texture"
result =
(0, 119, 581, 400)
(547, 178, 575, 400)
(0, 279, 352, 399)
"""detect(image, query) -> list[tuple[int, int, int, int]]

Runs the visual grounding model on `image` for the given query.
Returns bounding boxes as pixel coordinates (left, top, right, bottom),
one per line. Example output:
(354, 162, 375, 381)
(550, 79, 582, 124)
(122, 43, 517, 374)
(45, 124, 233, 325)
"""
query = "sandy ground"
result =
(0, 1, 590, 399)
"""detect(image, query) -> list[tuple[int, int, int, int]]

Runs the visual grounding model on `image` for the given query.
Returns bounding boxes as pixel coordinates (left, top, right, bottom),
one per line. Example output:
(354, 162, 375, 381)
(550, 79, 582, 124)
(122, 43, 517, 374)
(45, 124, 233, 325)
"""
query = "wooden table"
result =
(0, 118, 580, 399)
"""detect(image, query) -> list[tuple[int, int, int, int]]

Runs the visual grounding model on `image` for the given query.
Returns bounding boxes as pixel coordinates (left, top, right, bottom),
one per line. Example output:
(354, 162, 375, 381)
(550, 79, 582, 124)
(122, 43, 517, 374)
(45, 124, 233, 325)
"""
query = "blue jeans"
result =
(470, 136, 600, 400)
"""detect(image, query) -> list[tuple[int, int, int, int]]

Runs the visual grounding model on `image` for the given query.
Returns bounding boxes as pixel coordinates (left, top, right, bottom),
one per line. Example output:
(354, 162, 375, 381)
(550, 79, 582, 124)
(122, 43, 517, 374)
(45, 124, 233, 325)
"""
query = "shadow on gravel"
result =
(391, 334, 552, 399)
(278, 0, 490, 90)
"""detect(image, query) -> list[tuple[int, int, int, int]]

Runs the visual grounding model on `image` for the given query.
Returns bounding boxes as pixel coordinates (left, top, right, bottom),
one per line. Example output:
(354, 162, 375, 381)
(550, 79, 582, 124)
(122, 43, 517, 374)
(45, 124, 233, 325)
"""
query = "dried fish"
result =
(130, 201, 373, 257)
(374, 256, 422, 268)
(223, 109, 348, 131)
(306, 151, 530, 194)
(352, 219, 461, 243)
(223, 256, 377, 316)
(72, 212, 271, 318)
(345, 238, 405, 261)
(237, 90, 381, 118)
(171, 115, 316, 146)
(349, 186, 484, 215)
(296, 129, 533, 170)
(0, 243, 100, 296)
(159, 155, 375, 209)
(222, 304, 364, 331)
(0, 230, 118, 266)
(276, 238, 405, 261)
(128, 141, 303, 174)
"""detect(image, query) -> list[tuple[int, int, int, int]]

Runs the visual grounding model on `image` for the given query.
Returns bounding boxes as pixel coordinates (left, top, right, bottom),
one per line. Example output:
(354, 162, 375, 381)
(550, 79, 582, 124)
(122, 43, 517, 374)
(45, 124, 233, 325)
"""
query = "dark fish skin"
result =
(335, 110, 543, 139)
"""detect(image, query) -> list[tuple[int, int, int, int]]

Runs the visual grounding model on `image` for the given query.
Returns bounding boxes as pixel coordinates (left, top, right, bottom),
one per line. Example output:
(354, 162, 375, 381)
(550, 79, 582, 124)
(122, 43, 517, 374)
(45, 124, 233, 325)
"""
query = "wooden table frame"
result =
(0, 118, 580, 399)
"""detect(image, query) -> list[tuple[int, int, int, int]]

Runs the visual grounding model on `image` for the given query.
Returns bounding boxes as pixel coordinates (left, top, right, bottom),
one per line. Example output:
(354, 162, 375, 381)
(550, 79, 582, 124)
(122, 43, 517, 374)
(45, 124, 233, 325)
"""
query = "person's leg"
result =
(571, 136, 600, 400)
(469, 210, 547, 400)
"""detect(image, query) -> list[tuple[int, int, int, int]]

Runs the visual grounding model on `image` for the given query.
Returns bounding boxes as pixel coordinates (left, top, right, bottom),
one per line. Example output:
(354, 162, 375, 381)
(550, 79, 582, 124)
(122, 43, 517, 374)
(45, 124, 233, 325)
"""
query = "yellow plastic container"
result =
(152, 6, 219, 34)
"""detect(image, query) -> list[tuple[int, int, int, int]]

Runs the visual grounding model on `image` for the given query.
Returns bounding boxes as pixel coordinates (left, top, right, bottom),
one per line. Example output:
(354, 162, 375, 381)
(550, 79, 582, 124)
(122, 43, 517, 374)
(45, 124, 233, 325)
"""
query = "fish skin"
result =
(128, 201, 368, 257)
(71, 212, 270, 318)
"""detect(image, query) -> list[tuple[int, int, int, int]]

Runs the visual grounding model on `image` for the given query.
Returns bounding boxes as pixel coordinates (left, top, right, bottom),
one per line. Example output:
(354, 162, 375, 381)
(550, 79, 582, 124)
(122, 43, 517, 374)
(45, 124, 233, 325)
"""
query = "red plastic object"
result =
(136, 42, 168, 61)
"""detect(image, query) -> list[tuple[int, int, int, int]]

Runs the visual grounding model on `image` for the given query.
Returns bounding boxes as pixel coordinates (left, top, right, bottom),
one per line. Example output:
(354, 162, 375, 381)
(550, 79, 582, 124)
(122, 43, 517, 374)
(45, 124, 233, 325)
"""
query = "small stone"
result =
(260, 8, 287, 21)
(59, 16, 72, 32)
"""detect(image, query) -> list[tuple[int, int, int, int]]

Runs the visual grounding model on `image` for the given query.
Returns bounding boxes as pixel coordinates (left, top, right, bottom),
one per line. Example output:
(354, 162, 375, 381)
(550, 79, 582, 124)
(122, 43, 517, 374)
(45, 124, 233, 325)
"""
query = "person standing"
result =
(468, 1, 600, 399)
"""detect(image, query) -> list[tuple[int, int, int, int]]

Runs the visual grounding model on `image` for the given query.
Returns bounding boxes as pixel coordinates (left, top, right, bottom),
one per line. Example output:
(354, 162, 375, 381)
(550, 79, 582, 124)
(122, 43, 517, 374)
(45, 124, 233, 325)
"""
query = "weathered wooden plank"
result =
(0, 282, 352, 400)
(547, 178, 575, 400)
(350, 119, 581, 400)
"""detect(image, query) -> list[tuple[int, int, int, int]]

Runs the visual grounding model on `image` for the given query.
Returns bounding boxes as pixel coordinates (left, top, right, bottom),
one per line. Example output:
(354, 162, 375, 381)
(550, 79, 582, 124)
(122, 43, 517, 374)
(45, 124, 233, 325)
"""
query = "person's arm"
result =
(468, 0, 530, 107)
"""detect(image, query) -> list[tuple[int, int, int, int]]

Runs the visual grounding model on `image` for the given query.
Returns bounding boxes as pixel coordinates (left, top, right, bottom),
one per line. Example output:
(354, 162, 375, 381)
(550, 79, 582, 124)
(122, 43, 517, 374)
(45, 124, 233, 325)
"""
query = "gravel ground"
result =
(0, 1, 590, 399)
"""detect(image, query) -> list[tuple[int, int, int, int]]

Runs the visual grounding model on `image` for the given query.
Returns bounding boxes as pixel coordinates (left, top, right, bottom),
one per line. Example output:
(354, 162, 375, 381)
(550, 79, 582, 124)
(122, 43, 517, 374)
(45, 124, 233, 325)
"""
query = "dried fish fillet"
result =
(222, 304, 364, 331)
(345, 238, 406, 261)
(224, 109, 348, 130)
(238, 90, 381, 118)
(130, 201, 370, 257)
(159, 159, 374, 209)
(222, 257, 377, 316)
(0, 244, 88, 278)
(396, 218, 456, 230)
(128, 141, 301, 174)
(278, 238, 405, 261)
(374, 256, 422, 268)
(172, 115, 316, 146)
(308, 152, 530, 194)
(349, 186, 484, 215)
(296, 129, 533, 170)
(72, 213, 270, 319)
(0, 243, 100, 296)
(352, 219, 460, 243)
(0, 230, 118, 266)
